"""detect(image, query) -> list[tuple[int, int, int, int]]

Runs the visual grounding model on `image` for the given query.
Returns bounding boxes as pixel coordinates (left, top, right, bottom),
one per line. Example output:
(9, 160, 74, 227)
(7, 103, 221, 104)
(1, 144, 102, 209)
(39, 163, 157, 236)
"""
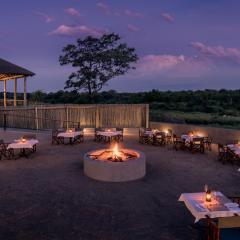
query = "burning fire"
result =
(113, 144, 121, 158)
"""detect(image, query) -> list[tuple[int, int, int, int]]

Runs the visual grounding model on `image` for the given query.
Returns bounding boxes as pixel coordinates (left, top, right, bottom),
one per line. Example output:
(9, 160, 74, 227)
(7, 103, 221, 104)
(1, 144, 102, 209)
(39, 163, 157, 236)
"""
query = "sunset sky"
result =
(1, 0, 240, 92)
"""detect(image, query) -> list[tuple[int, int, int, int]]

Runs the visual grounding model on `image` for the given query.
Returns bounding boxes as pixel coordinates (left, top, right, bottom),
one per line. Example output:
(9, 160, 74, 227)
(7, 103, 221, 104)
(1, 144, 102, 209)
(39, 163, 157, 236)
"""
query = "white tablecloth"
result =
(181, 135, 200, 142)
(227, 144, 240, 155)
(97, 131, 122, 137)
(58, 131, 83, 138)
(144, 130, 162, 137)
(179, 192, 240, 222)
(8, 139, 39, 149)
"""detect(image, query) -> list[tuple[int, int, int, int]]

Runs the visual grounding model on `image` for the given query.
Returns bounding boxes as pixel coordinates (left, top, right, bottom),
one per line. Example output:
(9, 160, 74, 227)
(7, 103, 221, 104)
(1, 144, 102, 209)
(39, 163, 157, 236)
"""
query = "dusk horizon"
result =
(1, 0, 240, 92)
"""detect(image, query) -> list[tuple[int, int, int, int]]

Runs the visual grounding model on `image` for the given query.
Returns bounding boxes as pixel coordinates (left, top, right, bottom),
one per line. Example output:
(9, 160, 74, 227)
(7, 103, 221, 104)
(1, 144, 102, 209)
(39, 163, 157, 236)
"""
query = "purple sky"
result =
(1, 0, 240, 92)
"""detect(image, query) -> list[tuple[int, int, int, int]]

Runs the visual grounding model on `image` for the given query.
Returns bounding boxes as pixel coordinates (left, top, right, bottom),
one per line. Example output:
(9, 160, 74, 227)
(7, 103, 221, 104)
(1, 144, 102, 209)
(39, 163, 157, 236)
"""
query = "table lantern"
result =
(206, 189, 212, 202)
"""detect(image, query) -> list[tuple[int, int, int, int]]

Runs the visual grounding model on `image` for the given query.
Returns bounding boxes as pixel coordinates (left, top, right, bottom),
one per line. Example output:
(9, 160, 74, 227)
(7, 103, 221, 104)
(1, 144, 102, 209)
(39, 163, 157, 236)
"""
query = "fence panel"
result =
(0, 104, 148, 130)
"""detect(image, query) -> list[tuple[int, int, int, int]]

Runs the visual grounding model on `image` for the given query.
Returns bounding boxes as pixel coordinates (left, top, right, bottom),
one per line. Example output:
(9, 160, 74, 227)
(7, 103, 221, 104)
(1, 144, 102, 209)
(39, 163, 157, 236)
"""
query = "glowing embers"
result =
(89, 144, 138, 162)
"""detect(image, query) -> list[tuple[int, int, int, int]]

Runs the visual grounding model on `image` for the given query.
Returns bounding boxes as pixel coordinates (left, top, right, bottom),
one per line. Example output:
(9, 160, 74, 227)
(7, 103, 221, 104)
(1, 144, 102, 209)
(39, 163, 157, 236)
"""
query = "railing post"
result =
(146, 104, 149, 128)
(35, 107, 39, 130)
(66, 106, 69, 130)
(95, 105, 100, 128)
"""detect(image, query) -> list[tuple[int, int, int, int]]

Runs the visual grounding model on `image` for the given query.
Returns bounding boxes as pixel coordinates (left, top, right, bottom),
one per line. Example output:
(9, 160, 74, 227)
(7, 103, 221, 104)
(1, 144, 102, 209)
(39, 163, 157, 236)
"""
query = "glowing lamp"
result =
(21, 137, 26, 143)
(206, 190, 212, 202)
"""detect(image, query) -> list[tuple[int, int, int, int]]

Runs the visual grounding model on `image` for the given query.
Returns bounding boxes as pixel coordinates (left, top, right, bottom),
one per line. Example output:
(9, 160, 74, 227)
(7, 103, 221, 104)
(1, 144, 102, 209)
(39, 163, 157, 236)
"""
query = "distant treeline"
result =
(2, 89, 240, 116)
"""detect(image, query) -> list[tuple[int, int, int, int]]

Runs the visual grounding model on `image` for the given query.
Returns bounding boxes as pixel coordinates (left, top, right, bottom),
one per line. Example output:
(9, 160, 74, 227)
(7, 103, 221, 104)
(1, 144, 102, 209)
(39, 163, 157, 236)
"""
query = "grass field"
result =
(150, 110, 240, 129)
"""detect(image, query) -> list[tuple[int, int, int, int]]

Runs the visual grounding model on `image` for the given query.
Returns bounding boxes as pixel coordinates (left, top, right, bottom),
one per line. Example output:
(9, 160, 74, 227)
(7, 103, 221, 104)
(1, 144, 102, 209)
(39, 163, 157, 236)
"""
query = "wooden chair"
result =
(206, 216, 240, 240)
(94, 128, 103, 142)
(51, 130, 64, 145)
(153, 132, 166, 146)
(191, 137, 205, 154)
(73, 134, 84, 144)
(218, 143, 227, 163)
(139, 128, 152, 145)
(116, 128, 123, 142)
(0, 140, 14, 160)
(173, 134, 185, 151)
(223, 147, 236, 165)
(204, 136, 213, 151)
(165, 129, 173, 145)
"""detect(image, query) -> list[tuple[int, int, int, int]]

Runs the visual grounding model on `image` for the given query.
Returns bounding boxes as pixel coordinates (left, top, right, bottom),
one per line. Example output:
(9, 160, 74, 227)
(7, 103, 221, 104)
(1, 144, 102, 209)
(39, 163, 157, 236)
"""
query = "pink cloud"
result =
(191, 42, 240, 64)
(35, 12, 54, 23)
(124, 9, 144, 18)
(97, 2, 112, 15)
(133, 54, 213, 78)
(51, 25, 106, 37)
(65, 8, 81, 17)
(127, 24, 140, 32)
(160, 12, 174, 22)
(138, 54, 185, 73)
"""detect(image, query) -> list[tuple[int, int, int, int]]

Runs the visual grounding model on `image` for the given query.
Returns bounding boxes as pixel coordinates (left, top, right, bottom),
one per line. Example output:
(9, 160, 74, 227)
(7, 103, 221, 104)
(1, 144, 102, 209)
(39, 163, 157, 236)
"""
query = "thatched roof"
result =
(0, 58, 35, 80)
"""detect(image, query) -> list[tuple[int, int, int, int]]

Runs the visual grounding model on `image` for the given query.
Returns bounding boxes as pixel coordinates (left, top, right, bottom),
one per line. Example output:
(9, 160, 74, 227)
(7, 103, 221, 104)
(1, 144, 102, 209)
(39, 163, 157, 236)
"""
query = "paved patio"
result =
(0, 130, 239, 240)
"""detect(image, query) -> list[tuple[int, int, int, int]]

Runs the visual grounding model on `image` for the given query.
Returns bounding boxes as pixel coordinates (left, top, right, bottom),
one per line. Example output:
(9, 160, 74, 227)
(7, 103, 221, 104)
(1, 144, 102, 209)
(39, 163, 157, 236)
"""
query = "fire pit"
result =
(84, 144, 146, 182)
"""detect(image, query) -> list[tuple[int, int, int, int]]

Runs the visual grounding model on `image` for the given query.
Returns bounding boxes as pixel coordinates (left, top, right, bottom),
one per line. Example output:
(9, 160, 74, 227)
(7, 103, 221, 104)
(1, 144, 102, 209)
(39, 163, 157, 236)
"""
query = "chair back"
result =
(192, 137, 204, 144)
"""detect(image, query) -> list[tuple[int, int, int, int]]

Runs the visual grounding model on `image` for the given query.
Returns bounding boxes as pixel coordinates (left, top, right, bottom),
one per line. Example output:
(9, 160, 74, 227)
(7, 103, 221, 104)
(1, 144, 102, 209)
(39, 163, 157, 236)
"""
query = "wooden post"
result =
(95, 105, 100, 128)
(146, 104, 149, 128)
(35, 107, 39, 130)
(3, 80, 7, 108)
(66, 106, 69, 129)
(14, 78, 17, 107)
(23, 77, 27, 106)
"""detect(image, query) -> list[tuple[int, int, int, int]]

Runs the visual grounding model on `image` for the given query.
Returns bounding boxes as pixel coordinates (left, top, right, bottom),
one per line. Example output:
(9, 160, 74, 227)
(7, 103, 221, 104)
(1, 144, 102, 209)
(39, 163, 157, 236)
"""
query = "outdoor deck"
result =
(0, 129, 239, 240)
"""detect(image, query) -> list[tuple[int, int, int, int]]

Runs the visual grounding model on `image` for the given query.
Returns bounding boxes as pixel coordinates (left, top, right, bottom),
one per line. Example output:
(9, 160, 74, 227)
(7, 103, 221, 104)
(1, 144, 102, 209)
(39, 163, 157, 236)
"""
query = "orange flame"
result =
(113, 144, 120, 157)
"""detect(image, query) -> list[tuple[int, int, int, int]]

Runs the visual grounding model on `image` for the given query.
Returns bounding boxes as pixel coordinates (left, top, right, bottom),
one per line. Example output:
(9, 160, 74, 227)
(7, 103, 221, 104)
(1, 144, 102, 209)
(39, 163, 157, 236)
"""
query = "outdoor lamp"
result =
(206, 190, 212, 202)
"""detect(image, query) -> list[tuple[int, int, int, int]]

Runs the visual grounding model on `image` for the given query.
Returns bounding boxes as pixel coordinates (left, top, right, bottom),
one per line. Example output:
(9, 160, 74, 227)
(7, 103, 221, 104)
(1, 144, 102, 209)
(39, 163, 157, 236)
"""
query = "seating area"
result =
(0, 128, 239, 240)
(139, 128, 212, 154)
(217, 143, 240, 165)
(0, 133, 38, 160)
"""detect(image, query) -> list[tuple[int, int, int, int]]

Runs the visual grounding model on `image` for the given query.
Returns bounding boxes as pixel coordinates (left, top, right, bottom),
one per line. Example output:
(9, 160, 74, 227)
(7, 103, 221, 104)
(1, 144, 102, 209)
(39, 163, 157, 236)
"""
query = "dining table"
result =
(57, 131, 83, 144)
(179, 192, 240, 223)
(7, 139, 39, 158)
(96, 130, 122, 143)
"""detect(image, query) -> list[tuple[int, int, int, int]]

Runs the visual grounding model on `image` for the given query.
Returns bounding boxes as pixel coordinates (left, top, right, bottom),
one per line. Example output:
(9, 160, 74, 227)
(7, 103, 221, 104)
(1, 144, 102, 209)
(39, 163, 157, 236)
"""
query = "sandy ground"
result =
(0, 129, 239, 240)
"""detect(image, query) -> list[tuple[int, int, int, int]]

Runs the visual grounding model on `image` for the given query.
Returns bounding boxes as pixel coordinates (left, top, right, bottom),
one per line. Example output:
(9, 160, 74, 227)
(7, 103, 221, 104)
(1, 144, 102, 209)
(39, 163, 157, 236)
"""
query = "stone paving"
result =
(0, 130, 239, 240)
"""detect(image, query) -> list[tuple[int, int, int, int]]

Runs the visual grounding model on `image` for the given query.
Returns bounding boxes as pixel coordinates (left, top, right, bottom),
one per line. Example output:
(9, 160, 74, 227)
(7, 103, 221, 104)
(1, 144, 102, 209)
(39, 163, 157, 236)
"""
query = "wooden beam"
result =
(24, 77, 27, 106)
(14, 78, 17, 107)
(3, 80, 7, 108)
(0, 74, 25, 81)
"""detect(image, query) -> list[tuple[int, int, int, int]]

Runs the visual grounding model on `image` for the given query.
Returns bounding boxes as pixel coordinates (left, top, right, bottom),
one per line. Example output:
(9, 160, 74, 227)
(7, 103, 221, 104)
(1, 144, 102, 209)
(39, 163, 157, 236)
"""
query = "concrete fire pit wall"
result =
(84, 149, 146, 182)
(150, 122, 240, 144)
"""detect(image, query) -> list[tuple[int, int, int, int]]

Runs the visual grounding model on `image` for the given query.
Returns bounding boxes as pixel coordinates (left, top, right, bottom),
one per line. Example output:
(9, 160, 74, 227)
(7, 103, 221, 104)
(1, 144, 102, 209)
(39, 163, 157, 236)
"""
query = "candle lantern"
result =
(206, 189, 212, 202)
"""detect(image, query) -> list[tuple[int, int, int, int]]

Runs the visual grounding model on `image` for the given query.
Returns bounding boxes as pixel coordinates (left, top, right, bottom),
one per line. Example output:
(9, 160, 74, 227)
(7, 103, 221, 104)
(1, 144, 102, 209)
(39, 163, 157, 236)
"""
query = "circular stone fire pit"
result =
(84, 146, 146, 182)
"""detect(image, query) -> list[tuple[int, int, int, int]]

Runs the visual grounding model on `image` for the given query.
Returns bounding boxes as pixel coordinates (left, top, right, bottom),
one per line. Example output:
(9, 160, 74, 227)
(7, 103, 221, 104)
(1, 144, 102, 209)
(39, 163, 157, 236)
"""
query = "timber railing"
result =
(0, 104, 149, 130)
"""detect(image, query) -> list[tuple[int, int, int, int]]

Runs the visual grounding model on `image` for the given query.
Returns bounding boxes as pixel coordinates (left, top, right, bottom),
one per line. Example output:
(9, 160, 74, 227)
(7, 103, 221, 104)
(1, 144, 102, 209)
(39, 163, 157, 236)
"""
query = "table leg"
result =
(20, 148, 28, 158)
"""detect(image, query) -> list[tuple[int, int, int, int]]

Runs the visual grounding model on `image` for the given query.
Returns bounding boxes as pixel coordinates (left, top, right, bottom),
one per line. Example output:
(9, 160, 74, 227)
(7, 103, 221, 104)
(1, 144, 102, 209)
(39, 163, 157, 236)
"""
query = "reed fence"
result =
(0, 104, 149, 130)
